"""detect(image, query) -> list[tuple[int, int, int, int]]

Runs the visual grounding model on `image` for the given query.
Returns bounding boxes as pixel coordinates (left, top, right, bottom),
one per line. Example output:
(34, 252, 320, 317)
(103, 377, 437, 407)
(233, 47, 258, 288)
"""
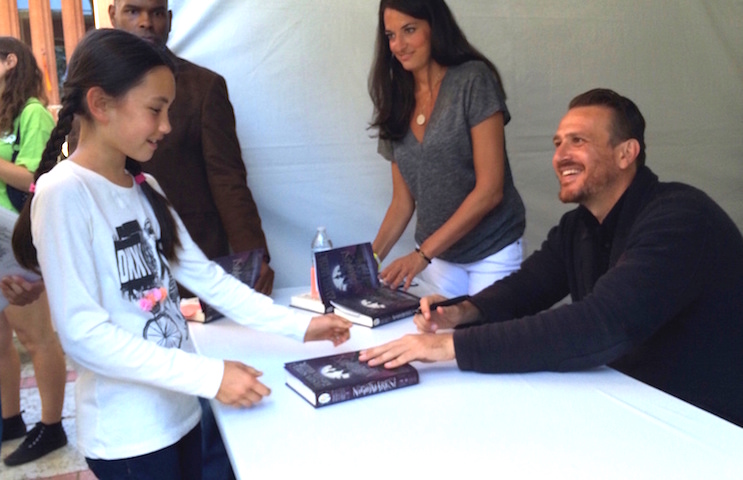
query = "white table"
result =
(189, 287, 743, 479)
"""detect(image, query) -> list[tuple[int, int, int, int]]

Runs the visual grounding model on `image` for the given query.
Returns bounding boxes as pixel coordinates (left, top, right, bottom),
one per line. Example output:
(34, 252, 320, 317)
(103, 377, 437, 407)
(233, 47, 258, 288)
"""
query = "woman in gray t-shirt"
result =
(368, 0, 525, 298)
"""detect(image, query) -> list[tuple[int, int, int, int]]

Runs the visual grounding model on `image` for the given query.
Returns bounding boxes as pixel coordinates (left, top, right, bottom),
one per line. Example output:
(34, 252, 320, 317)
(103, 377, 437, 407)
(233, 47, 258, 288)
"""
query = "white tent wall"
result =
(167, 0, 743, 289)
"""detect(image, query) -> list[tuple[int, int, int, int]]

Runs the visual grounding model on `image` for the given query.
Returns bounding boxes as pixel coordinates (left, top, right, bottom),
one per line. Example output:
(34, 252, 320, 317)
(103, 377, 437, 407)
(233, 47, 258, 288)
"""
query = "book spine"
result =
(321, 370, 419, 407)
(373, 307, 419, 327)
(200, 302, 225, 323)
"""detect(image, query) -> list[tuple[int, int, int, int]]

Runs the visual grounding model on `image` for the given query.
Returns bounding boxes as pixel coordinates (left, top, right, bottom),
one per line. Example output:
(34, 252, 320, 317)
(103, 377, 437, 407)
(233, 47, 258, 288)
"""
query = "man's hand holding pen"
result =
(414, 294, 473, 333)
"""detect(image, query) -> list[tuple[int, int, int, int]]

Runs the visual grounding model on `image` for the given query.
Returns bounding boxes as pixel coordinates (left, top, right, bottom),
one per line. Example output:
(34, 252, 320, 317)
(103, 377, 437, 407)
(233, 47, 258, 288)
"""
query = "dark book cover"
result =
(314, 242, 419, 327)
(330, 288, 420, 327)
(200, 249, 264, 323)
(284, 350, 419, 408)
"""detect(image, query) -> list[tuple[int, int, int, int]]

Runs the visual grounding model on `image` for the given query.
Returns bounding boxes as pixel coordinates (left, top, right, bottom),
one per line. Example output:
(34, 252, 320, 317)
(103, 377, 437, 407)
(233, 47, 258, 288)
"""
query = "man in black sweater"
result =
(360, 88, 743, 427)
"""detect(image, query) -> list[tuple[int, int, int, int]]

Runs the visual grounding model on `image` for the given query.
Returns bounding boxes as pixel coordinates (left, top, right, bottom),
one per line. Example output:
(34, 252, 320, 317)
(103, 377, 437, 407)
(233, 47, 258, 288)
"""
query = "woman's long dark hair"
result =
(369, 0, 505, 141)
(13, 28, 181, 273)
(0, 36, 47, 136)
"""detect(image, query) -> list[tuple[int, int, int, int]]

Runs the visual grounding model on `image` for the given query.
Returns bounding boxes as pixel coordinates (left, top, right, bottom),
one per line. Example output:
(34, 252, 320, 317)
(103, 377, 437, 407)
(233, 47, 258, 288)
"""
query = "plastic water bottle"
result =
(310, 227, 333, 298)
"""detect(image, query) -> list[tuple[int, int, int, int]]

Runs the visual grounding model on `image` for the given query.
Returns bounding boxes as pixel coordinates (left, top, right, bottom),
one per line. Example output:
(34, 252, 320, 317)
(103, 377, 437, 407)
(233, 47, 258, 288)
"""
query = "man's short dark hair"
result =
(569, 88, 646, 167)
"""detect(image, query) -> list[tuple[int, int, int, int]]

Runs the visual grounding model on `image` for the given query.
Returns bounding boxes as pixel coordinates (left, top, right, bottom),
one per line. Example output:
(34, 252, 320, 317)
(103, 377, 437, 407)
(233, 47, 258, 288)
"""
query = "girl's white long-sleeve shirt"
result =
(32, 160, 310, 460)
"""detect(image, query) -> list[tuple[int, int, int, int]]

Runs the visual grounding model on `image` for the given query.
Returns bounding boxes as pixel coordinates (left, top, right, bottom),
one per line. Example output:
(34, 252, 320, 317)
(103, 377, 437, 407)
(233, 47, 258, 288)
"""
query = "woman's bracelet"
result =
(415, 247, 432, 264)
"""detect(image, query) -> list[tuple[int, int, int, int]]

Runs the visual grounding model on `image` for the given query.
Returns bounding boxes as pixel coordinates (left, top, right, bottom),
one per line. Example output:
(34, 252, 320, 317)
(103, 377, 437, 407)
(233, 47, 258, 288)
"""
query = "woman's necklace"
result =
(415, 97, 431, 126)
(415, 69, 445, 126)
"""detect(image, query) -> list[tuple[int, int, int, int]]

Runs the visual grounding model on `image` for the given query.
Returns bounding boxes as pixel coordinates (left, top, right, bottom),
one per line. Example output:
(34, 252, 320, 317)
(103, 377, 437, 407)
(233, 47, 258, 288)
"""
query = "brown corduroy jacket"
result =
(143, 52, 268, 262)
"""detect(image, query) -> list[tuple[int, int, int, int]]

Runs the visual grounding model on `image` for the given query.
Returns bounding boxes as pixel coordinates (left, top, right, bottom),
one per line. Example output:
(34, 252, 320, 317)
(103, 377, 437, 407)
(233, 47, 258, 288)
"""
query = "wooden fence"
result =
(0, 0, 108, 107)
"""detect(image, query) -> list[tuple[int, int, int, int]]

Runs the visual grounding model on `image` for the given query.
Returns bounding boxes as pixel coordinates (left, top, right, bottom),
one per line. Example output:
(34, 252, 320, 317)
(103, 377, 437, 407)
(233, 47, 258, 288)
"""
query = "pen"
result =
(415, 295, 470, 315)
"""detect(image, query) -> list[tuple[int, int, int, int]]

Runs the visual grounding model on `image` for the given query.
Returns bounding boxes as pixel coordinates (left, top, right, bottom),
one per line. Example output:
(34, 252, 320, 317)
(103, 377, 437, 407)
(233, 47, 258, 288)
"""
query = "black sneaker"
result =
(1, 413, 27, 442)
(2, 421, 68, 466)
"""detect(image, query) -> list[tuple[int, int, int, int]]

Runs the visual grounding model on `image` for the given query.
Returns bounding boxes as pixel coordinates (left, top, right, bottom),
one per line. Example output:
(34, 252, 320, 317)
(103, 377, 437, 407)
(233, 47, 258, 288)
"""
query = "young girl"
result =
(12, 29, 350, 480)
(1, 36, 67, 467)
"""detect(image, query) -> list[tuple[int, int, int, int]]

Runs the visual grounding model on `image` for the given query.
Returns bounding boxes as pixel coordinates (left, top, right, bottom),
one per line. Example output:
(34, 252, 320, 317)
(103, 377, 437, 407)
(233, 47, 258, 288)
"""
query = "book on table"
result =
(289, 291, 331, 314)
(196, 248, 264, 323)
(314, 242, 420, 327)
(0, 208, 41, 311)
(285, 350, 419, 408)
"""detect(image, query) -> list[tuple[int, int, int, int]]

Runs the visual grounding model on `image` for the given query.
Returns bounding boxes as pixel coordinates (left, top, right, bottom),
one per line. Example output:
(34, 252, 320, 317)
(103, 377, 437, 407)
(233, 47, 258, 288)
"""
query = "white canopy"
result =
(167, 0, 743, 288)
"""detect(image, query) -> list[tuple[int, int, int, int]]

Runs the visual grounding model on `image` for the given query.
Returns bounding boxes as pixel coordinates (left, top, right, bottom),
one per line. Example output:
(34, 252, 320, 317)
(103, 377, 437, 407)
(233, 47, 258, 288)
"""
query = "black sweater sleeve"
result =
(454, 187, 711, 373)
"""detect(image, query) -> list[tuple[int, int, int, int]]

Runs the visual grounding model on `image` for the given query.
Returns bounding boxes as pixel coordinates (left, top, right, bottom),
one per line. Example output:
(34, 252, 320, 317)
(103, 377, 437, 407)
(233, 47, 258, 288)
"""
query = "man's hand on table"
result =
(357, 292, 477, 369)
(358, 332, 455, 369)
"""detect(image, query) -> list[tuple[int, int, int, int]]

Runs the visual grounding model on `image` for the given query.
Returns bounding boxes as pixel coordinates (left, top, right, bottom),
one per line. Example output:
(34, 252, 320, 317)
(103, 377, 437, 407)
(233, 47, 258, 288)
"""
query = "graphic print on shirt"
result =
(114, 220, 187, 349)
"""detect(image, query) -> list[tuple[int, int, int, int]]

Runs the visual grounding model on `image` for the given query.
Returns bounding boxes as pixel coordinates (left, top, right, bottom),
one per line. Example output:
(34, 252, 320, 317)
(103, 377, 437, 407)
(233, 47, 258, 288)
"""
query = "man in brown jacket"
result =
(109, 0, 274, 296)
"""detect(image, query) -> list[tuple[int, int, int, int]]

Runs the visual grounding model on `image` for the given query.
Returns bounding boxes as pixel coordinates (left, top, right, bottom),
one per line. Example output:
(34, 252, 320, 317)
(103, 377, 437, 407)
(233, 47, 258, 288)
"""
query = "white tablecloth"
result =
(189, 287, 743, 479)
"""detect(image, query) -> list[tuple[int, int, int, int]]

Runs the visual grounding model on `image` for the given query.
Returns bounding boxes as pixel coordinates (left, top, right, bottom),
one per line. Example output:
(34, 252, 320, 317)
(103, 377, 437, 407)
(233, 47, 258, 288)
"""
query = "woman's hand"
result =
(0, 275, 45, 307)
(216, 360, 271, 408)
(378, 250, 429, 291)
(304, 314, 352, 346)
